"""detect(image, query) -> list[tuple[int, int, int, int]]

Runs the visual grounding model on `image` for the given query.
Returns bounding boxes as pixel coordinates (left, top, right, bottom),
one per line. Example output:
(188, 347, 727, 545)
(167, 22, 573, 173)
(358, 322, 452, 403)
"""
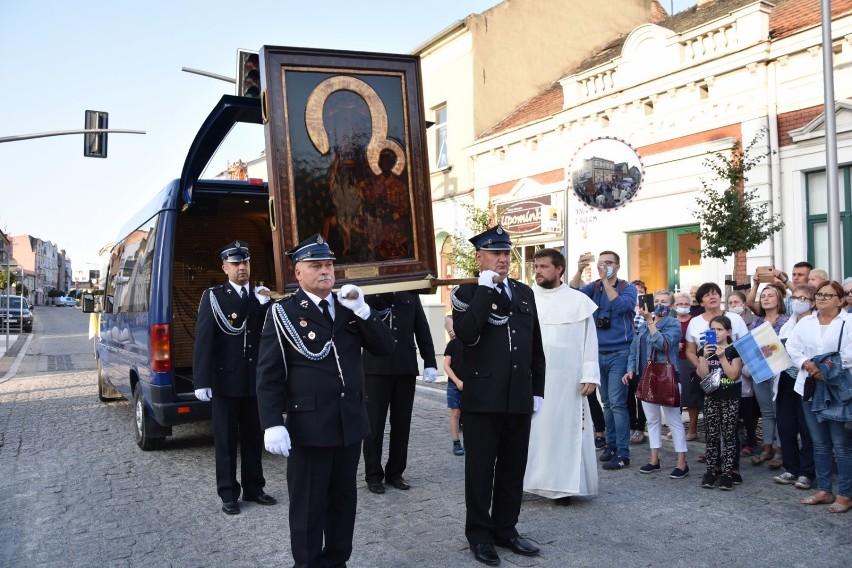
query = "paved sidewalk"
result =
(0, 309, 849, 566)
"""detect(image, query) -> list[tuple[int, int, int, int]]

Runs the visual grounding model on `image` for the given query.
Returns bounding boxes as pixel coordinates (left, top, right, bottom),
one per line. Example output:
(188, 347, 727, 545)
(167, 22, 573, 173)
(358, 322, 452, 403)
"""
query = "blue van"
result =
(85, 96, 277, 449)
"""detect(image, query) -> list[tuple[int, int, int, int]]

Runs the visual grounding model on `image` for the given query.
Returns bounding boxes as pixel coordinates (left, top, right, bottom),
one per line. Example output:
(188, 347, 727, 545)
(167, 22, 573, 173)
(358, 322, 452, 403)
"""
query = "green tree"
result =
(0, 270, 18, 292)
(692, 129, 784, 283)
(444, 203, 494, 278)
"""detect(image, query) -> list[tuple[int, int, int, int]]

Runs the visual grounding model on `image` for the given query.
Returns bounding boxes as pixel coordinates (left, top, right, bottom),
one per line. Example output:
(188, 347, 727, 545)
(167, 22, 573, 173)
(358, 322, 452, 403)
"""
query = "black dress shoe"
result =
(494, 535, 540, 556)
(221, 501, 240, 515)
(243, 493, 277, 506)
(553, 496, 572, 506)
(470, 543, 500, 566)
(367, 481, 385, 494)
(388, 477, 411, 490)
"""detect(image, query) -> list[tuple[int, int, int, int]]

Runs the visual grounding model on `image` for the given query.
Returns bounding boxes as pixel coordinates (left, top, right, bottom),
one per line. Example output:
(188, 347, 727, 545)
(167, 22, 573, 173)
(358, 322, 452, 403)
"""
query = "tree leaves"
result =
(692, 129, 784, 260)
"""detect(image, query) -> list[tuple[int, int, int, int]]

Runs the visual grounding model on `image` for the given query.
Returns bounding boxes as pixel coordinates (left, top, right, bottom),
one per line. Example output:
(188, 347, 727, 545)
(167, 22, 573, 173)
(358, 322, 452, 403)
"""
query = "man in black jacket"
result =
(451, 225, 546, 566)
(256, 234, 394, 568)
(193, 240, 276, 515)
(362, 291, 438, 494)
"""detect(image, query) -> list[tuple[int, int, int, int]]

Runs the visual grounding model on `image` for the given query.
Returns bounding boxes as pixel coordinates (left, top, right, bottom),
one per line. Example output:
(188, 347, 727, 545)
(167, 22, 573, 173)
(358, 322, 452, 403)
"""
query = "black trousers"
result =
(288, 442, 361, 568)
(211, 394, 265, 502)
(587, 392, 605, 432)
(362, 373, 416, 483)
(463, 411, 531, 545)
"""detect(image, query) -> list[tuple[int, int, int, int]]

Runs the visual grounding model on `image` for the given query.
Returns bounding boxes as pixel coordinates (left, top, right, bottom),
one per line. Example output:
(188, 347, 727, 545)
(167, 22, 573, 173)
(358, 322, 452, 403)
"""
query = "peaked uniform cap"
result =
(469, 225, 512, 251)
(286, 233, 336, 264)
(219, 240, 251, 262)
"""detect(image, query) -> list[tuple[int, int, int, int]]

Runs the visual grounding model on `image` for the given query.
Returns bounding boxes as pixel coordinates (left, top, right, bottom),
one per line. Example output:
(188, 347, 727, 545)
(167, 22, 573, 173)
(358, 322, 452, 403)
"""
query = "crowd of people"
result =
(192, 233, 850, 567)
(560, 257, 850, 510)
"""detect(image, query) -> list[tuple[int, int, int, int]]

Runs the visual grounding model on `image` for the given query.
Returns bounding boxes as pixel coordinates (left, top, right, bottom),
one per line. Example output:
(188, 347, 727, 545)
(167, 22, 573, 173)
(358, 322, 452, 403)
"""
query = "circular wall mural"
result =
(568, 137, 644, 211)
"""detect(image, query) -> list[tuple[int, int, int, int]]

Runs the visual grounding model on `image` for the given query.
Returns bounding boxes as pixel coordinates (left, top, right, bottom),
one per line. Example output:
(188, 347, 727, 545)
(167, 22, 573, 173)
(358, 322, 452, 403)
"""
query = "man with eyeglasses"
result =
(569, 251, 638, 470)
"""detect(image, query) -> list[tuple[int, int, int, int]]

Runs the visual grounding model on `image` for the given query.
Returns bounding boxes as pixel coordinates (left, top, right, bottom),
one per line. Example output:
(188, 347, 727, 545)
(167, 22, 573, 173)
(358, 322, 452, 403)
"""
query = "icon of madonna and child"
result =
(288, 72, 416, 264)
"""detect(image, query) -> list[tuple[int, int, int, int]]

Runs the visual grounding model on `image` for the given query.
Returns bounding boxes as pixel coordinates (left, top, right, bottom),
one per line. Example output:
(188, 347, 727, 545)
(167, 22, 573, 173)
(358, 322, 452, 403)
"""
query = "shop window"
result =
(805, 166, 852, 273)
(626, 226, 700, 293)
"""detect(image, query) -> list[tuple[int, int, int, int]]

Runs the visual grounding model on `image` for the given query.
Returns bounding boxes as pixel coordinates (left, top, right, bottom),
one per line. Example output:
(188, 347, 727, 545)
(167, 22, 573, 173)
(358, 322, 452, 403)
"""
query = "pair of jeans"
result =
(599, 349, 630, 457)
(801, 399, 852, 497)
(753, 378, 779, 447)
(775, 372, 814, 479)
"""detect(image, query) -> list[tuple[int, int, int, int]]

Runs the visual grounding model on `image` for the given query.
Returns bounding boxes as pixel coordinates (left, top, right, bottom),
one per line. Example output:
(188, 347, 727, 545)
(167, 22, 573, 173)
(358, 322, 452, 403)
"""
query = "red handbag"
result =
(636, 340, 681, 407)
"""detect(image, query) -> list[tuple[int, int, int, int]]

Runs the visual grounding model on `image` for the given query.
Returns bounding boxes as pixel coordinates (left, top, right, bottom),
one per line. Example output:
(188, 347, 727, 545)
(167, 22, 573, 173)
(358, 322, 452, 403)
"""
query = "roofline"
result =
(409, 19, 467, 55)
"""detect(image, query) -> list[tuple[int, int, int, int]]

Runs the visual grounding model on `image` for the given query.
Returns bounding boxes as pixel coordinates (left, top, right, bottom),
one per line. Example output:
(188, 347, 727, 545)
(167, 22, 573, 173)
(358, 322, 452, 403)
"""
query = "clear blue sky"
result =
(0, 0, 696, 275)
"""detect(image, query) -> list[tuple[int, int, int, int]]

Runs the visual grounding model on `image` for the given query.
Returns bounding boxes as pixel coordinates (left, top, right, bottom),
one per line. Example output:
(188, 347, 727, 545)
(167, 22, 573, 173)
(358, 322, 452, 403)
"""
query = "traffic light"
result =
(84, 110, 108, 158)
(236, 50, 260, 98)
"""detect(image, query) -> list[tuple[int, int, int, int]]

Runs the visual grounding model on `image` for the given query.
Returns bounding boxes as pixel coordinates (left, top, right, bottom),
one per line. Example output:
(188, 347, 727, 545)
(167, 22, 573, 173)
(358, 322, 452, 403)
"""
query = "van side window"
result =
(105, 242, 125, 314)
(118, 217, 158, 313)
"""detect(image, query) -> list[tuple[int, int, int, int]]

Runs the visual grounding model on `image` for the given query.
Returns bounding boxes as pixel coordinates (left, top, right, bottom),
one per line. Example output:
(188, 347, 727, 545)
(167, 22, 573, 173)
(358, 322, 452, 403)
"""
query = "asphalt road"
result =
(0, 306, 849, 567)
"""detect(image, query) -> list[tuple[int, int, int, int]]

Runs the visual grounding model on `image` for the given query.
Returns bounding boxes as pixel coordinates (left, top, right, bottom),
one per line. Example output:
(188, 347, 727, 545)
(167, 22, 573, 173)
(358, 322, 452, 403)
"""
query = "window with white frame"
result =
(434, 105, 448, 169)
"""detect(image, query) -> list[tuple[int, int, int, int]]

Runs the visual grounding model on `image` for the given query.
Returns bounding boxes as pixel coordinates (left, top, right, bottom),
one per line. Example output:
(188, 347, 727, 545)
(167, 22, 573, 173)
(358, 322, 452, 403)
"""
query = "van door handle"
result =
(268, 196, 276, 232)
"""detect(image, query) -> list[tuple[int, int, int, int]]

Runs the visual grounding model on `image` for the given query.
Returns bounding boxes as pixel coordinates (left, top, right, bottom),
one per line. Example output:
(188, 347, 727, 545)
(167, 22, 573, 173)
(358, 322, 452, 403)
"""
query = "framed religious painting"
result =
(259, 45, 437, 292)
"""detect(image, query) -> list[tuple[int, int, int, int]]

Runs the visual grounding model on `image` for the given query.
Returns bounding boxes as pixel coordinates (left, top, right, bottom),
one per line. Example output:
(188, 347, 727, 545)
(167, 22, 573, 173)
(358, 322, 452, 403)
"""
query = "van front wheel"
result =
(133, 384, 165, 450)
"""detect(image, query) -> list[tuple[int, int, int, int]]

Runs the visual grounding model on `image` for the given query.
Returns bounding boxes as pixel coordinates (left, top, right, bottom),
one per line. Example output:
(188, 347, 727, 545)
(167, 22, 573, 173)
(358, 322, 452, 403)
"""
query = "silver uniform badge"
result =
(300, 299, 309, 308)
(307, 331, 316, 340)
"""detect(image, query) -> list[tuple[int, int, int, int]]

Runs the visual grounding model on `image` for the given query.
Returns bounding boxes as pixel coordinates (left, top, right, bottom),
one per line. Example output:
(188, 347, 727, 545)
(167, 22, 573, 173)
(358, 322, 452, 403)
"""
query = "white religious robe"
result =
(524, 283, 600, 499)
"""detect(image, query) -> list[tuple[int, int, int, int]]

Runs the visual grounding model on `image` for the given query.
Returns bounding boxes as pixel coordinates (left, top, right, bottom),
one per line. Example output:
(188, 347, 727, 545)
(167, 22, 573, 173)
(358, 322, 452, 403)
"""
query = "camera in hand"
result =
(595, 317, 611, 329)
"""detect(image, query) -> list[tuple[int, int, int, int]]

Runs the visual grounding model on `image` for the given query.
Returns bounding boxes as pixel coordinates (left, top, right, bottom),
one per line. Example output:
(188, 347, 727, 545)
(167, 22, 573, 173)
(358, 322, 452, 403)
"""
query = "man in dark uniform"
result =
(362, 291, 438, 494)
(256, 234, 394, 568)
(193, 240, 276, 515)
(451, 225, 546, 566)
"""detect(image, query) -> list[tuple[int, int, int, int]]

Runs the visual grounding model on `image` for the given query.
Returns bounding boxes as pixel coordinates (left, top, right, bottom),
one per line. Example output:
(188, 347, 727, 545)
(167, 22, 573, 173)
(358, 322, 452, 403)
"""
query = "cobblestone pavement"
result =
(0, 307, 849, 567)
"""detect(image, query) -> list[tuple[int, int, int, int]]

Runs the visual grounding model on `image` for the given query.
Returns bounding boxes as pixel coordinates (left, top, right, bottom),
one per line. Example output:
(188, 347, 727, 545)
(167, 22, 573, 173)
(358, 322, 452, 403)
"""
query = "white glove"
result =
(264, 425, 291, 457)
(337, 285, 370, 319)
(254, 285, 271, 305)
(533, 395, 543, 413)
(478, 270, 499, 289)
(194, 388, 212, 402)
(422, 367, 438, 383)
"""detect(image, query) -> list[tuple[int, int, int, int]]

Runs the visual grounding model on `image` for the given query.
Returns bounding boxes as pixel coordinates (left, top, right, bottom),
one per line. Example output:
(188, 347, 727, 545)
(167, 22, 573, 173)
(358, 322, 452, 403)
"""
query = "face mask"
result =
(675, 307, 690, 315)
(605, 266, 615, 279)
(654, 305, 670, 317)
(791, 300, 812, 315)
(727, 306, 744, 315)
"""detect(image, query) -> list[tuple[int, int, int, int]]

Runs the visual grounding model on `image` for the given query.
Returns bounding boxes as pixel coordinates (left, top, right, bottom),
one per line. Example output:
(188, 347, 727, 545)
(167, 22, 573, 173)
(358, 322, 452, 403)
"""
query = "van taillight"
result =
(150, 324, 172, 372)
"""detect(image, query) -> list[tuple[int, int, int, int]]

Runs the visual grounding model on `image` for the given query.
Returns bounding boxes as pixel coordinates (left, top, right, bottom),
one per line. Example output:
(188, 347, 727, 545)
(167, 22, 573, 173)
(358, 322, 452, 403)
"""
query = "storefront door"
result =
(627, 225, 701, 293)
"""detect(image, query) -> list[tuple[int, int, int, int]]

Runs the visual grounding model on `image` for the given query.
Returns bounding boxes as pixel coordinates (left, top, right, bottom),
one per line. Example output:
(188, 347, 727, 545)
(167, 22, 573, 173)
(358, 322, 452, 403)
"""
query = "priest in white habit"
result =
(524, 248, 600, 505)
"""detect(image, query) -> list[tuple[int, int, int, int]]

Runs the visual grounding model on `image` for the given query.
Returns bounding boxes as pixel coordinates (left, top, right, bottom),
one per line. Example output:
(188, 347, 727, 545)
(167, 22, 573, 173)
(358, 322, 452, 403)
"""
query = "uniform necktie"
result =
(240, 286, 248, 306)
(319, 299, 334, 326)
(495, 282, 510, 310)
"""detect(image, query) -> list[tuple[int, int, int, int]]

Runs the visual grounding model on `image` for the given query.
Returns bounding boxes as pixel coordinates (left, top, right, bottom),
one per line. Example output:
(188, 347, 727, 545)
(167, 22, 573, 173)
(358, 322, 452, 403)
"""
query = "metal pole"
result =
(181, 67, 237, 84)
(0, 128, 145, 144)
(19, 269, 24, 333)
(821, 0, 842, 277)
(5, 255, 10, 351)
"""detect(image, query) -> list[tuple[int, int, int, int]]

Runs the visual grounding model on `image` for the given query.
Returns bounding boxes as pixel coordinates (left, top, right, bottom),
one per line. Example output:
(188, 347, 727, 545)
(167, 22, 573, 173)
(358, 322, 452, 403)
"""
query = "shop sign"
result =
(498, 195, 561, 235)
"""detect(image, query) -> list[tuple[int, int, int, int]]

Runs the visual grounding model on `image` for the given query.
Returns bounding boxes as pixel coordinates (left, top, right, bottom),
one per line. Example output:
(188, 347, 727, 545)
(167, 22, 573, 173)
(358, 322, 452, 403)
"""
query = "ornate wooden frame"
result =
(260, 46, 436, 292)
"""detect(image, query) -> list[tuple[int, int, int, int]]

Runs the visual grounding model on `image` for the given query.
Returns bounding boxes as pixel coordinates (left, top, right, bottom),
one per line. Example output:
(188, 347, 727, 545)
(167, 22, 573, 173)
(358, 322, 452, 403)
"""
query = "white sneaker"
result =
(773, 472, 796, 484)
(794, 476, 812, 490)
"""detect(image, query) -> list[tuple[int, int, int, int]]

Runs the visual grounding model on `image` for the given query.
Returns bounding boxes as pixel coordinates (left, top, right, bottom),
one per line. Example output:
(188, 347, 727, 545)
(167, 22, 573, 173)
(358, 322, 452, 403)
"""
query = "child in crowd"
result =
(443, 314, 464, 456)
(696, 315, 744, 490)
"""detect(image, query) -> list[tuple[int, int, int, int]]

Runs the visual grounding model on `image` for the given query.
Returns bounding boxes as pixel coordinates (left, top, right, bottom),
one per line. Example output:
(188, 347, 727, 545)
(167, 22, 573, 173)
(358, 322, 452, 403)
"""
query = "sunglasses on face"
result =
(790, 295, 814, 302)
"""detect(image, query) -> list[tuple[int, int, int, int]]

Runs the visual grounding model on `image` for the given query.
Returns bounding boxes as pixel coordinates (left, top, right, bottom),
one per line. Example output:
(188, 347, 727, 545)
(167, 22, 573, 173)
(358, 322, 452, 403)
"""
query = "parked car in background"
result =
(0, 296, 34, 332)
(56, 296, 76, 307)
